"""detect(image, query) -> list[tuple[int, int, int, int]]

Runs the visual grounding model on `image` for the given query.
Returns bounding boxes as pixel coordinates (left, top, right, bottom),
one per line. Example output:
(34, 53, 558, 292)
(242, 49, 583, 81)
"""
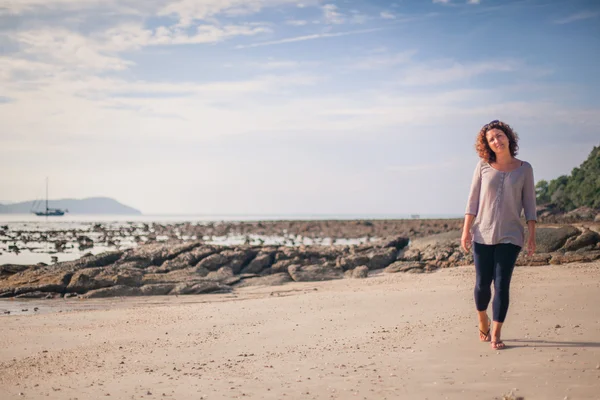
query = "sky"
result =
(1, 0, 599, 215)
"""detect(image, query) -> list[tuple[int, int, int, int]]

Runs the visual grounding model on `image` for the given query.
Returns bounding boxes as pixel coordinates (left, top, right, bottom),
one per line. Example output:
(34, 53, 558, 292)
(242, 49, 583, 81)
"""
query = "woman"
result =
(461, 120, 537, 350)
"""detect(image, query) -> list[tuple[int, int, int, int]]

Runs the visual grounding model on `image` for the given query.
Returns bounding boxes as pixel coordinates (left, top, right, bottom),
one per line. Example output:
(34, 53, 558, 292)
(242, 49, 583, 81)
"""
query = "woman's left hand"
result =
(527, 237, 536, 256)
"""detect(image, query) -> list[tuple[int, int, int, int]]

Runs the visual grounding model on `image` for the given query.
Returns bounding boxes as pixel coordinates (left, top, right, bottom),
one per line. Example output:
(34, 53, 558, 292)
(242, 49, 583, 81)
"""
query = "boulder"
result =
(240, 252, 273, 274)
(381, 236, 410, 249)
(0, 264, 30, 278)
(195, 252, 229, 271)
(366, 247, 397, 270)
(351, 265, 369, 278)
(534, 226, 580, 253)
(156, 245, 217, 272)
(142, 268, 207, 285)
(206, 266, 234, 281)
(220, 249, 257, 274)
(515, 253, 552, 266)
(337, 255, 370, 271)
(120, 241, 202, 267)
(169, 281, 232, 295)
(384, 261, 426, 273)
(235, 273, 292, 288)
(0, 265, 74, 297)
(288, 263, 344, 282)
(562, 229, 600, 252)
(550, 251, 600, 265)
(82, 285, 142, 298)
(67, 266, 143, 293)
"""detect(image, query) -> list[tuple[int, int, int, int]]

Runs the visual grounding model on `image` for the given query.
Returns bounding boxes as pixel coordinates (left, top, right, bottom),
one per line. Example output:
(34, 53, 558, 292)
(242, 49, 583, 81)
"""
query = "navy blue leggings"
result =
(473, 242, 521, 323)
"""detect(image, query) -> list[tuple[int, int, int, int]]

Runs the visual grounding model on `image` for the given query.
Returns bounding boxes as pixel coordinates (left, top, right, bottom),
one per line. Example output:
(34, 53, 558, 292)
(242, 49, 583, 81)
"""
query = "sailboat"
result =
(32, 178, 68, 217)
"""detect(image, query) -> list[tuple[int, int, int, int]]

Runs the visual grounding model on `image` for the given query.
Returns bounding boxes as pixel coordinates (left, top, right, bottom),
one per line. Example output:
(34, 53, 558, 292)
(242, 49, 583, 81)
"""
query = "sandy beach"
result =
(1, 262, 599, 400)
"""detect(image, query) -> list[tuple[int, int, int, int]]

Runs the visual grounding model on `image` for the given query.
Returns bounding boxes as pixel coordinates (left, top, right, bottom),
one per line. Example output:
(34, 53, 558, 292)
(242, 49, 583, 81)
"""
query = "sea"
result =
(0, 213, 461, 266)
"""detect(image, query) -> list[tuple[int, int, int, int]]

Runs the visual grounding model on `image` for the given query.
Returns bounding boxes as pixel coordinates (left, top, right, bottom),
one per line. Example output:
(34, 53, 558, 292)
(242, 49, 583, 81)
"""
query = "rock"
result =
(142, 268, 207, 285)
(0, 265, 73, 297)
(562, 229, 600, 252)
(15, 291, 60, 299)
(288, 264, 344, 282)
(270, 259, 296, 274)
(169, 281, 232, 295)
(397, 248, 421, 261)
(82, 285, 142, 298)
(120, 241, 202, 268)
(384, 261, 426, 273)
(351, 265, 369, 278)
(156, 246, 217, 272)
(220, 249, 257, 274)
(205, 266, 234, 281)
(550, 251, 600, 265)
(408, 231, 461, 251)
(240, 252, 273, 274)
(0, 264, 30, 278)
(195, 253, 228, 271)
(382, 236, 410, 249)
(367, 247, 397, 270)
(534, 226, 580, 253)
(139, 284, 176, 296)
(67, 266, 143, 294)
(337, 254, 370, 271)
(515, 253, 552, 266)
(235, 273, 292, 288)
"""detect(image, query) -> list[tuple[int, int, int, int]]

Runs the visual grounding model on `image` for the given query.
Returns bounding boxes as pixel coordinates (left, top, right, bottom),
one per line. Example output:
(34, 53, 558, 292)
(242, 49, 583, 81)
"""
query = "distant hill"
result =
(536, 145, 600, 211)
(0, 197, 142, 215)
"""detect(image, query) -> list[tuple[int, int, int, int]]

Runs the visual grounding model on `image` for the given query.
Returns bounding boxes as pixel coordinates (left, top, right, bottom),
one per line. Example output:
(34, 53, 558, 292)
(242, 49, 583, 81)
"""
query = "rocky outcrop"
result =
(1, 223, 598, 299)
(0, 236, 410, 298)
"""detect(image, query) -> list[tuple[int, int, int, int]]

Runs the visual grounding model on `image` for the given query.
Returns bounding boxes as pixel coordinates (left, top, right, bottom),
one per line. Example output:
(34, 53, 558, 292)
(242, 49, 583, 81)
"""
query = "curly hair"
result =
(475, 120, 519, 163)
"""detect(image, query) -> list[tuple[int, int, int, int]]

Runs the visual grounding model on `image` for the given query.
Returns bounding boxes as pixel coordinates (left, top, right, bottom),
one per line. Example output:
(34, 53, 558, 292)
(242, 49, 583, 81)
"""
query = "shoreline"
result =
(1, 262, 599, 399)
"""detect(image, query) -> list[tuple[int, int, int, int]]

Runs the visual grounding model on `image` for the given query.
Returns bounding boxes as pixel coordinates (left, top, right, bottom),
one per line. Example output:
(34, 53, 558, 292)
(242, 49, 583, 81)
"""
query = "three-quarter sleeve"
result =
(522, 163, 537, 222)
(465, 161, 481, 216)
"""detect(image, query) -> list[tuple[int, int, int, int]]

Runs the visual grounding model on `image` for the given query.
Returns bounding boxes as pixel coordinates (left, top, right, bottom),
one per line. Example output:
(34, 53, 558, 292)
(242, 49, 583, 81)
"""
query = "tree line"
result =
(535, 145, 600, 211)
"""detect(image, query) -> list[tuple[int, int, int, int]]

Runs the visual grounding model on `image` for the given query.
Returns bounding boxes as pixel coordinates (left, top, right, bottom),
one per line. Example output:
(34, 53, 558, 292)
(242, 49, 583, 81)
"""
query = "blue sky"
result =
(1, 0, 599, 215)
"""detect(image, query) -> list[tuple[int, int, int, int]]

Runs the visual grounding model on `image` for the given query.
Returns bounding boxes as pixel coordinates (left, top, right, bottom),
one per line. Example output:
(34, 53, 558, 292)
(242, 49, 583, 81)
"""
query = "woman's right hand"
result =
(461, 230, 472, 253)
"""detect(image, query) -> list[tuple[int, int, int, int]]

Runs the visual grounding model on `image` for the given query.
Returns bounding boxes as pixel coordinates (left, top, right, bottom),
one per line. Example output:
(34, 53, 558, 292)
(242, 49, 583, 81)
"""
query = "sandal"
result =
(479, 319, 491, 342)
(491, 340, 505, 350)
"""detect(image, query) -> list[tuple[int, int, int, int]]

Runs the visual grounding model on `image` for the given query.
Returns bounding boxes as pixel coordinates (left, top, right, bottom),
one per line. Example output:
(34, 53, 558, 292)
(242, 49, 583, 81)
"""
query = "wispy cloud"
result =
(553, 11, 599, 24)
(235, 27, 384, 49)
(380, 11, 396, 19)
(468, 0, 481, 4)
(397, 60, 517, 86)
(322, 4, 344, 24)
(433, 0, 450, 4)
(285, 19, 308, 26)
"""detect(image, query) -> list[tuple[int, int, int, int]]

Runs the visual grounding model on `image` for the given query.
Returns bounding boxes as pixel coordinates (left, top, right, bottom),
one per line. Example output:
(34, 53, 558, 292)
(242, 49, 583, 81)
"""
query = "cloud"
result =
(433, 0, 450, 3)
(285, 19, 308, 26)
(553, 11, 599, 25)
(467, 0, 480, 4)
(351, 51, 416, 69)
(380, 11, 396, 19)
(158, 0, 312, 27)
(322, 4, 344, 24)
(397, 60, 517, 86)
(236, 27, 383, 48)
(103, 23, 272, 51)
(11, 29, 133, 71)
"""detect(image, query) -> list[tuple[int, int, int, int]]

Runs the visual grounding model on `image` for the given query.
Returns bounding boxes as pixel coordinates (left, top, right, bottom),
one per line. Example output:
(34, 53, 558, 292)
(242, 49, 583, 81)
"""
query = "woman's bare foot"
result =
(477, 311, 491, 342)
(490, 321, 505, 349)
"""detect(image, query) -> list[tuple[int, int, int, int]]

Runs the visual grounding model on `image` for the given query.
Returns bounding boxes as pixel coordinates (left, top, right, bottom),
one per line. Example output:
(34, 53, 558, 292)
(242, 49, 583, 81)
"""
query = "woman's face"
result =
(485, 128, 509, 155)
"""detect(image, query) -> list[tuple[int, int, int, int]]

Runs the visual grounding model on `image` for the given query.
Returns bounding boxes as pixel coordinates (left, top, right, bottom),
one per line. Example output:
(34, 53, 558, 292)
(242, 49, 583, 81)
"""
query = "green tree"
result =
(541, 145, 600, 211)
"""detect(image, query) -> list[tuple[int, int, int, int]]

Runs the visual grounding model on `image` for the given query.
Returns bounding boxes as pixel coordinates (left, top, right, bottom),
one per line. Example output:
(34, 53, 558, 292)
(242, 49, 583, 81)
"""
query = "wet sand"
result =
(1, 262, 599, 400)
